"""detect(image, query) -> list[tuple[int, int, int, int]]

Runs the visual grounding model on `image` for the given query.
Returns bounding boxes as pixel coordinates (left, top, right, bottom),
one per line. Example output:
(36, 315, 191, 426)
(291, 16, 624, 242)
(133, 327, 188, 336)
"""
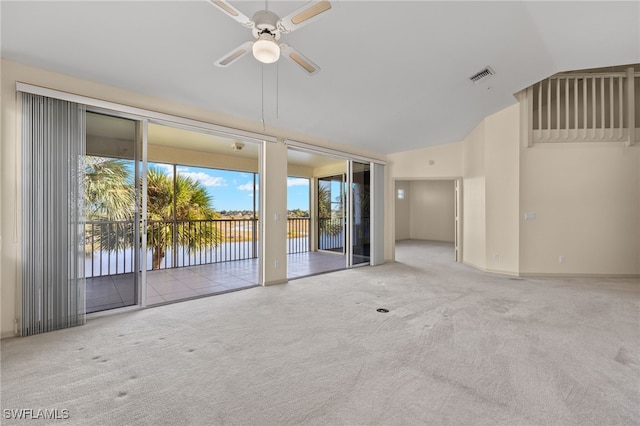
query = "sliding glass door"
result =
(317, 174, 346, 253)
(315, 162, 371, 267)
(85, 112, 143, 313)
(19, 85, 274, 334)
(349, 161, 371, 266)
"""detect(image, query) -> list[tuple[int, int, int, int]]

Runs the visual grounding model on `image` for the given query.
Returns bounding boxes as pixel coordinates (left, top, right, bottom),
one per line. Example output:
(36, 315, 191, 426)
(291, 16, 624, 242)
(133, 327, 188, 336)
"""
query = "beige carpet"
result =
(1, 240, 638, 425)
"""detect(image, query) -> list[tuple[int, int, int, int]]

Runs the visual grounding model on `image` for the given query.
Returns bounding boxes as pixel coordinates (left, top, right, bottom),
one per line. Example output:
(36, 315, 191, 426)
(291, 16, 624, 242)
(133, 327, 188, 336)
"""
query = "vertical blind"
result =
(21, 93, 86, 336)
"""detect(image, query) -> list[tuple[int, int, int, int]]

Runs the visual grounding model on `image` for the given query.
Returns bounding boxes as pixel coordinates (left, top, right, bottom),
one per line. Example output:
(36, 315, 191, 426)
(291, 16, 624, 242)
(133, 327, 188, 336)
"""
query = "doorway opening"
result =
(394, 178, 462, 263)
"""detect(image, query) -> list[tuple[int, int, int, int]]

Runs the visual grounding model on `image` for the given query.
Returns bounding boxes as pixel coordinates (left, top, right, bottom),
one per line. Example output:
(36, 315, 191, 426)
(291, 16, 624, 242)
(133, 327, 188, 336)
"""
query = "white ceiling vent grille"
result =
(469, 66, 495, 83)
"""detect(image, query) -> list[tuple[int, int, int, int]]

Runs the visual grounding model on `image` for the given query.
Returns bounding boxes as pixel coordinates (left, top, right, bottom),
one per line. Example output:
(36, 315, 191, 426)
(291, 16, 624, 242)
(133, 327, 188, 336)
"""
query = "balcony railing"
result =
(86, 217, 310, 277)
(318, 217, 344, 251)
(287, 217, 310, 254)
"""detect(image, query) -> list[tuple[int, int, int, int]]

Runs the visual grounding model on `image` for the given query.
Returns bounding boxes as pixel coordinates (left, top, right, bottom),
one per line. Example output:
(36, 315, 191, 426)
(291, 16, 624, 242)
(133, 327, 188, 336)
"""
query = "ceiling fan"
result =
(209, 0, 333, 76)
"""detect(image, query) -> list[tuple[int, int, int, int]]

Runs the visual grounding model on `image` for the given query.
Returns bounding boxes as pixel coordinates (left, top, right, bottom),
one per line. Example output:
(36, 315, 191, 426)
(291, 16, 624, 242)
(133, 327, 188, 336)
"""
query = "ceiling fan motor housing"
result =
(211, 0, 329, 75)
(252, 10, 281, 40)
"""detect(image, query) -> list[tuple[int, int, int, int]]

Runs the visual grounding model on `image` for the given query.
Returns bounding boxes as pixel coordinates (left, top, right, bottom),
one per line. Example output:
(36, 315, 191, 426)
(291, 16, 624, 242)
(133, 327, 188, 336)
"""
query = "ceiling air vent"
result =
(469, 66, 495, 83)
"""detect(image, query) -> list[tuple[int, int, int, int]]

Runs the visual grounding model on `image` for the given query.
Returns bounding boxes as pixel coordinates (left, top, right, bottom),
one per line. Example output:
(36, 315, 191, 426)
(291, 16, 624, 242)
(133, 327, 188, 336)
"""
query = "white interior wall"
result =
(288, 164, 313, 179)
(389, 100, 639, 277)
(261, 141, 288, 285)
(409, 180, 455, 242)
(395, 181, 411, 240)
(462, 121, 487, 270)
(484, 104, 520, 274)
(520, 143, 640, 275)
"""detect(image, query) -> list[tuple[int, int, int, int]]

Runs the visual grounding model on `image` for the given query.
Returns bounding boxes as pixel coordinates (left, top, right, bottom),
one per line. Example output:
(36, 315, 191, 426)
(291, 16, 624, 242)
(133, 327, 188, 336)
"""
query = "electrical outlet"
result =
(493, 253, 500, 262)
(274, 260, 279, 269)
(559, 256, 565, 264)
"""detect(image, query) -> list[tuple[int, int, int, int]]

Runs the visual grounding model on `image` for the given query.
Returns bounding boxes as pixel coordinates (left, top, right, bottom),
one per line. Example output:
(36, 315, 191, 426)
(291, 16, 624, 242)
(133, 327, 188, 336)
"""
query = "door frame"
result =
(347, 160, 372, 268)
(85, 106, 148, 312)
(317, 172, 346, 255)
(392, 177, 463, 263)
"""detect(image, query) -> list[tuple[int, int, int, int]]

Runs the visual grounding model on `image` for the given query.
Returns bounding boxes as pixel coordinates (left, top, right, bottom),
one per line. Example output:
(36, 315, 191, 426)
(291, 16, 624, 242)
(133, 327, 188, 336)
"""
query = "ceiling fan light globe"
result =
(252, 36, 280, 64)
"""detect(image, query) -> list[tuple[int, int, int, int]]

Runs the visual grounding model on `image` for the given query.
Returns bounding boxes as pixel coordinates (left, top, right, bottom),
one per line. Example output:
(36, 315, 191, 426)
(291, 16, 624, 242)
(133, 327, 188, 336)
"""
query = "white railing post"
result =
(565, 77, 570, 139)
(526, 70, 634, 145)
(592, 77, 597, 139)
(583, 76, 588, 140)
(574, 77, 578, 138)
(619, 76, 624, 139)
(547, 79, 551, 140)
(627, 67, 636, 147)
(522, 87, 533, 147)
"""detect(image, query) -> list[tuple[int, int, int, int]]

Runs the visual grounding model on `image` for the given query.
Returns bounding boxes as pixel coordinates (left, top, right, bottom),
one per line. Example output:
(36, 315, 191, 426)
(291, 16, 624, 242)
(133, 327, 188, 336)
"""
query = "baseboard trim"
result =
(484, 268, 520, 277)
(462, 260, 485, 272)
(518, 272, 640, 279)
(263, 279, 288, 286)
(464, 262, 519, 277)
(463, 261, 639, 279)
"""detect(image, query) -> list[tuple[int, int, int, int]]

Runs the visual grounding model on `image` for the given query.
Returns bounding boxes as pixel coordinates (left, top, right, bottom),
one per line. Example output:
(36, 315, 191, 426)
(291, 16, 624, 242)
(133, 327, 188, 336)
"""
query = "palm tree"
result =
(85, 156, 134, 221)
(317, 180, 343, 237)
(146, 167, 221, 269)
(85, 157, 135, 254)
(85, 159, 221, 269)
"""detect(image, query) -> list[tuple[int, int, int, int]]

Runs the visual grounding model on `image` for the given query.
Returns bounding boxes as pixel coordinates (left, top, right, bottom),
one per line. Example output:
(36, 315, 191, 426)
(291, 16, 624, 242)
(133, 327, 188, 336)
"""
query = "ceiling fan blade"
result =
(278, 0, 333, 33)
(208, 0, 253, 28)
(280, 44, 321, 76)
(214, 41, 253, 67)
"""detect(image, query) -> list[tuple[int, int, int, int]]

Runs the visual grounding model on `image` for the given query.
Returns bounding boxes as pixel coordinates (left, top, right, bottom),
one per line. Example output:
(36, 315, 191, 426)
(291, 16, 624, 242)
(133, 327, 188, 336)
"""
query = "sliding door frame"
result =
(17, 83, 274, 319)
(347, 160, 372, 268)
(285, 140, 386, 271)
(85, 106, 148, 311)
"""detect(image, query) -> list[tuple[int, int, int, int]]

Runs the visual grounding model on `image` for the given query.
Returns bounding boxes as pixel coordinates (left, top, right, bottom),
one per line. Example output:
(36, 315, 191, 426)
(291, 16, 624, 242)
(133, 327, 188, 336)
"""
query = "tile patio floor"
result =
(87, 251, 347, 313)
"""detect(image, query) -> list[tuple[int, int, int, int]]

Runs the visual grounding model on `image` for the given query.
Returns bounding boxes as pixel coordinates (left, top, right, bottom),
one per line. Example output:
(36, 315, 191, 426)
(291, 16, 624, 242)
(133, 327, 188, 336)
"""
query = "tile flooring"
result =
(87, 251, 347, 313)
(286, 250, 347, 279)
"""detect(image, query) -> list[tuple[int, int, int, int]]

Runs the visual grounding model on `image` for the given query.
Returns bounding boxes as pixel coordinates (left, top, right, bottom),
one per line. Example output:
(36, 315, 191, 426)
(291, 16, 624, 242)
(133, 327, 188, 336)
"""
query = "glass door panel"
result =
(317, 174, 345, 253)
(145, 122, 261, 305)
(85, 112, 141, 313)
(350, 161, 371, 266)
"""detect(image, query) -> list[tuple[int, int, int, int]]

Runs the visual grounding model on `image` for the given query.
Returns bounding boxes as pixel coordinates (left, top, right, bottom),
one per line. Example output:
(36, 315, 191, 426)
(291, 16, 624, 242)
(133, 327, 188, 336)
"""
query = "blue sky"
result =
(149, 162, 309, 211)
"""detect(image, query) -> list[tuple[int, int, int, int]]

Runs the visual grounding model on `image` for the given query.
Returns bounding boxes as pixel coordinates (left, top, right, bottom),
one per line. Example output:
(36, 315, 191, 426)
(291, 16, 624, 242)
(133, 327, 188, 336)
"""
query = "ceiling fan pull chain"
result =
(261, 64, 266, 131)
(276, 61, 280, 119)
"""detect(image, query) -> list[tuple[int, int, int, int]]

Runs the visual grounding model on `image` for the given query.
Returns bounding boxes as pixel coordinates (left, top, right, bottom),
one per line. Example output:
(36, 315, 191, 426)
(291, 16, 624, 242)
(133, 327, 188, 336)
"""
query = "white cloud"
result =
(287, 178, 309, 187)
(153, 163, 174, 176)
(180, 172, 226, 187)
(238, 181, 258, 191)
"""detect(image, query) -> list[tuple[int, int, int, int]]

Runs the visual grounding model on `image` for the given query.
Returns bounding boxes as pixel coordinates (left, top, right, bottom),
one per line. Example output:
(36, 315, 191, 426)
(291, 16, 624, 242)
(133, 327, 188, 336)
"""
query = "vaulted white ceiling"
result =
(2, 1, 639, 154)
